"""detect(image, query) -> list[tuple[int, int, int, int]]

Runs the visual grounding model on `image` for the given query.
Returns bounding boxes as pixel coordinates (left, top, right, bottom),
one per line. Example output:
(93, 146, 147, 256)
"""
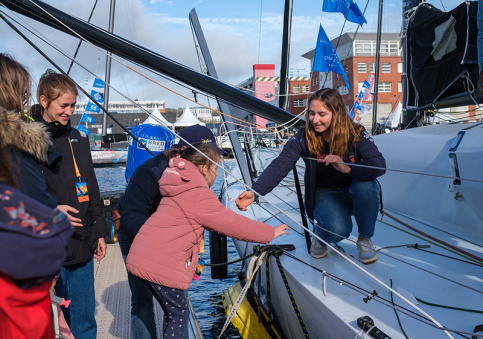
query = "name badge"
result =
(75, 181, 90, 203)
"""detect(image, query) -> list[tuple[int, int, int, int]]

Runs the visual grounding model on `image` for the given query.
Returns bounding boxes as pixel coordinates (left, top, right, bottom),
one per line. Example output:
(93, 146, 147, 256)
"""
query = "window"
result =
(357, 63, 367, 73)
(294, 99, 305, 107)
(382, 63, 391, 73)
(370, 63, 375, 73)
(397, 63, 402, 73)
(302, 85, 310, 92)
(380, 41, 399, 56)
(293, 85, 300, 93)
(398, 82, 402, 92)
(379, 82, 392, 92)
(354, 42, 375, 56)
(358, 82, 364, 93)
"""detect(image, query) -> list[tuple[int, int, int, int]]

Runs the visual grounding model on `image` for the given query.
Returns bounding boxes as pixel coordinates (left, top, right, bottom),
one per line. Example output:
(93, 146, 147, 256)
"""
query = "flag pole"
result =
(371, 0, 384, 135)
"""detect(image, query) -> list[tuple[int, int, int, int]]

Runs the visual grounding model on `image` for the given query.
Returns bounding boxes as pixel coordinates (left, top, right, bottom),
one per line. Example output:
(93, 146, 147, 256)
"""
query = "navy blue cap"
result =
(178, 124, 228, 156)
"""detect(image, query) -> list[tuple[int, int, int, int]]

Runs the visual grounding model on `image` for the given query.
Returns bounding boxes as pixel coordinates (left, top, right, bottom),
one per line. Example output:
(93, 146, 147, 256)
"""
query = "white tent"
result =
(174, 104, 206, 127)
(143, 104, 173, 128)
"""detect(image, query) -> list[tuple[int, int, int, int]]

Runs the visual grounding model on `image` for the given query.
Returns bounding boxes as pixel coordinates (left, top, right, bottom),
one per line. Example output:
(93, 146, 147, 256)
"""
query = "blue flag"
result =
(80, 113, 96, 124)
(323, 0, 367, 26)
(357, 90, 364, 100)
(353, 101, 362, 110)
(90, 90, 104, 104)
(93, 78, 105, 89)
(76, 124, 90, 136)
(362, 80, 371, 89)
(312, 25, 350, 91)
(86, 101, 100, 113)
(349, 109, 354, 118)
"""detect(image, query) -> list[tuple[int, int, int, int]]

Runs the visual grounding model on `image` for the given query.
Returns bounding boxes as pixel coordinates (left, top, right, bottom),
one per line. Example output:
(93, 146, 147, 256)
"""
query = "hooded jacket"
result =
(39, 120, 108, 266)
(0, 108, 61, 208)
(252, 127, 386, 220)
(126, 157, 275, 290)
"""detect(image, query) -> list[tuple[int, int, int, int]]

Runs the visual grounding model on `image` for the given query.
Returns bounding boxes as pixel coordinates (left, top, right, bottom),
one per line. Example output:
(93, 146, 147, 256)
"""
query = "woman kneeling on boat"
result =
(236, 88, 386, 264)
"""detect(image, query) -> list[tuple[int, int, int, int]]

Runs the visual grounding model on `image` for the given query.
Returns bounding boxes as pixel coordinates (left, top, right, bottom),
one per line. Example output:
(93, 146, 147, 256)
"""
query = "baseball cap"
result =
(178, 124, 228, 156)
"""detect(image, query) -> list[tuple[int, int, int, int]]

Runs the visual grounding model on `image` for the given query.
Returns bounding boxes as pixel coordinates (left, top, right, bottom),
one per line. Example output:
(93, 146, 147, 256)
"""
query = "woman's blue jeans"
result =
(55, 260, 97, 339)
(313, 179, 380, 244)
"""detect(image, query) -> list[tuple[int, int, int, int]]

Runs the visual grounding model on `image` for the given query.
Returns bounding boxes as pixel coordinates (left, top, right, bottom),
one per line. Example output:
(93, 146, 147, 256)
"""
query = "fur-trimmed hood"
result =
(0, 107, 51, 163)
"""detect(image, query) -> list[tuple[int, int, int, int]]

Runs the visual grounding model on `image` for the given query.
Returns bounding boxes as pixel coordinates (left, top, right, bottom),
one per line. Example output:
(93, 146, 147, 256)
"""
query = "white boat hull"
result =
(222, 123, 483, 338)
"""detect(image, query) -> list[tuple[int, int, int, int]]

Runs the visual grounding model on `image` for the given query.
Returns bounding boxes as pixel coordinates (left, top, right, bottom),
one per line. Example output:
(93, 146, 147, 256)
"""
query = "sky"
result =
(0, 0, 464, 109)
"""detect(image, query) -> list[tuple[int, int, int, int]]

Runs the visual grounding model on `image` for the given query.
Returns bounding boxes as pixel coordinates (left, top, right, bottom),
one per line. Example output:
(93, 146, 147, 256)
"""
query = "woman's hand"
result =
(273, 224, 290, 238)
(324, 155, 351, 174)
(57, 205, 82, 227)
(235, 190, 255, 211)
(94, 238, 107, 261)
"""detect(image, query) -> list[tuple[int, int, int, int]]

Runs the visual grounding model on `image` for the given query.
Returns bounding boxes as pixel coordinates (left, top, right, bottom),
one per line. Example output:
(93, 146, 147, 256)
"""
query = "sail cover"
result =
(405, 2, 479, 109)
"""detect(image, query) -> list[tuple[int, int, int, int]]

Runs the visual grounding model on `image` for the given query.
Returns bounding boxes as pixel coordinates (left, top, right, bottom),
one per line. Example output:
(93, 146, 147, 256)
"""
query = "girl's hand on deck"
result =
(273, 224, 290, 238)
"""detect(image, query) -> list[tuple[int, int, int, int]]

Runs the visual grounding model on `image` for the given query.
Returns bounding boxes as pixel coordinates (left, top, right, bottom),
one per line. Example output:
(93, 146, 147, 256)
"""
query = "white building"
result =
(75, 100, 166, 114)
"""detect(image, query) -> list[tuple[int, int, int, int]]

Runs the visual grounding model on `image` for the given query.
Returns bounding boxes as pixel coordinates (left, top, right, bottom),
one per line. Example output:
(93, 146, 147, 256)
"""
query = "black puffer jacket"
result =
(40, 120, 108, 266)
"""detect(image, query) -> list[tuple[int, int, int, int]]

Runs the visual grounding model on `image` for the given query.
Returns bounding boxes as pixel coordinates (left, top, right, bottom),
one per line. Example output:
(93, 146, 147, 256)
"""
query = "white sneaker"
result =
(310, 238, 327, 259)
(357, 238, 378, 264)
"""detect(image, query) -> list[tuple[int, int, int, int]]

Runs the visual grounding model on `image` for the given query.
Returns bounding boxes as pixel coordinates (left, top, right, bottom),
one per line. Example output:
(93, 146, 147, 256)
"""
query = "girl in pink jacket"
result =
(126, 142, 289, 338)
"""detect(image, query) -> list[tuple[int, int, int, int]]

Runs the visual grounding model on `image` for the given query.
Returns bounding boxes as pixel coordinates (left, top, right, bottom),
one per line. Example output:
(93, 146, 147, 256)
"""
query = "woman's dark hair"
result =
(180, 142, 220, 167)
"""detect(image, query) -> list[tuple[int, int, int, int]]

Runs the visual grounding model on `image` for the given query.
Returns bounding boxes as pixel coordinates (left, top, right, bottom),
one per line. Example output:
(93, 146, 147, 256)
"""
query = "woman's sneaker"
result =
(310, 238, 327, 258)
(356, 238, 378, 264)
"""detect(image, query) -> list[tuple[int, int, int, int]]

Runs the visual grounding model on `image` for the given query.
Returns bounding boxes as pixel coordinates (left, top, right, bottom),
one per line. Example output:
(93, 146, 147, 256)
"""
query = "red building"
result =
(302, 33, 402, 130)
(238, 64, 310, 128)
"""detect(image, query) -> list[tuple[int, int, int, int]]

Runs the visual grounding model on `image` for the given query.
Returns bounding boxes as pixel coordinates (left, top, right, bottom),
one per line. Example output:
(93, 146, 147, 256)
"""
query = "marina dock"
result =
(93, 243, 165, 338)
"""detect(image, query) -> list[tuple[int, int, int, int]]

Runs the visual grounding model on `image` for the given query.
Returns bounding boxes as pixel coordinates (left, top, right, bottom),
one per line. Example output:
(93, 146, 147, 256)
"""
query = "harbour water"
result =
(94, 163, 242, 338)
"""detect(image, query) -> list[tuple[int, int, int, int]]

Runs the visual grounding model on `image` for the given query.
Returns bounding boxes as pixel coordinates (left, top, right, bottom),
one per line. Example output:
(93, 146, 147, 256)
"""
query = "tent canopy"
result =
(174, 104, 206, 127)
(143, 105, 172, 128)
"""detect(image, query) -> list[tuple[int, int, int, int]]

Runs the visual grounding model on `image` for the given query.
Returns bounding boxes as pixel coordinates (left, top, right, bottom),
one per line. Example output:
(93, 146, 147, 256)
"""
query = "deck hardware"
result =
(363, 290, 378, 303)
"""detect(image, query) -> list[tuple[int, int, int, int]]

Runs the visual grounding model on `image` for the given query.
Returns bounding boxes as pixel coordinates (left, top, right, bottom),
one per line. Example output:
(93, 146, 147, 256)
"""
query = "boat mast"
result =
(401, 0, 422, 129)
(102, 0, 116, 136)
(278, 0, 292, 110)
(371, 0, 384, 134)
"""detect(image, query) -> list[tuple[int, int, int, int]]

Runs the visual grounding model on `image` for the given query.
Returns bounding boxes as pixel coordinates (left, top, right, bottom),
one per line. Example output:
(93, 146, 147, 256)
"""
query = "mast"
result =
(371, 0, 384, 134)
(102, 0, 116, 136)
(278, 0, 292, 110)
(401, 0, 423, 129)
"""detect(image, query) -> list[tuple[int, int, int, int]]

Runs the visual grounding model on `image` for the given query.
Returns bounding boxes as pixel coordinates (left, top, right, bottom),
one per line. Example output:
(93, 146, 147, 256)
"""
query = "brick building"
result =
(302, 32, 402, 130)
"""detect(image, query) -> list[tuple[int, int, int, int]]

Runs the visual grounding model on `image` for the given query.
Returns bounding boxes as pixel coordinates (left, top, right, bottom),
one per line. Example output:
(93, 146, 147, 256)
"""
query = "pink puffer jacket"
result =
(126, 157, 275, 290)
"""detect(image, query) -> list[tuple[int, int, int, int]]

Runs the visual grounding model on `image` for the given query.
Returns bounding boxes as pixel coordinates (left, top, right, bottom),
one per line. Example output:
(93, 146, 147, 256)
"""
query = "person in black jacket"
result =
(116, 124, 227, 339)
(236, 88, 386, 264)
(36, 70, 108, 339)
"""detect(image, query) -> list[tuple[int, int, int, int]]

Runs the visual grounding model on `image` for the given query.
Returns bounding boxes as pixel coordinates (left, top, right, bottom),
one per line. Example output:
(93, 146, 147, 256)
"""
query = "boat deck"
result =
(93, 243, 165, 338)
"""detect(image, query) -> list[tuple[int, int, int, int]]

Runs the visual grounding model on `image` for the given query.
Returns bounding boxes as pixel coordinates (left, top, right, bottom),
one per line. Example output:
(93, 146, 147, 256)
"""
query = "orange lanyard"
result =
(68, 139, 82, 182)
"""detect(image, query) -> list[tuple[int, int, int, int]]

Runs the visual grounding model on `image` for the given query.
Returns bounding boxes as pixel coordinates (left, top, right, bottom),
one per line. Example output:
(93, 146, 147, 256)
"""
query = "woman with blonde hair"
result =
(0, 53, 60, 208)
(236, 88, 386, 264)
(35, 70, 108, 339)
